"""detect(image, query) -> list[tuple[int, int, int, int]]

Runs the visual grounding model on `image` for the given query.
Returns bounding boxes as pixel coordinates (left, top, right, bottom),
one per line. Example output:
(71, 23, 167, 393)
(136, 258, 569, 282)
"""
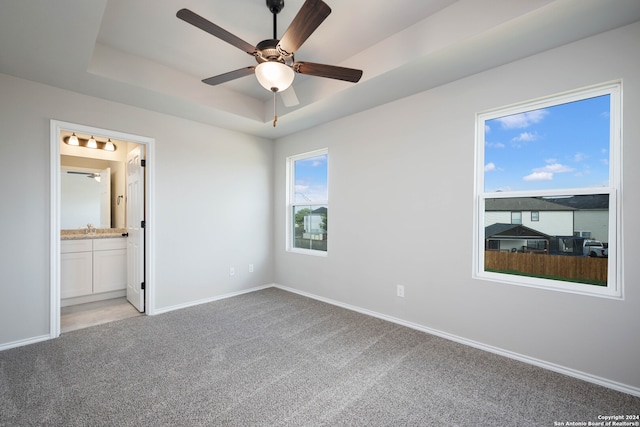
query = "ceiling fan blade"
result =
(202, 67, 256, 86)
(177, 8, 256, 55)
(277, 0, 331, 56)
(280, 86, 299, 107)
(294, 62, 363, 83)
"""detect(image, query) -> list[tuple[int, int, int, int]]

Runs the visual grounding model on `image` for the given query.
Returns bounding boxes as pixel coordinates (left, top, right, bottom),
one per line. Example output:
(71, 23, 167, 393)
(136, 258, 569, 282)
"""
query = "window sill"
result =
(286, 248, 328, 257)
(474, 270, 622, 300)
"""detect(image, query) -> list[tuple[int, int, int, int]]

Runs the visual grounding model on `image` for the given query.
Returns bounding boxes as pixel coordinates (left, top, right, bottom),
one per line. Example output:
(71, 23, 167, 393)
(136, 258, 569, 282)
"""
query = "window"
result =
(287, 149, 328, 255)
(511, 211, 522, 224)
(474, 82, 622, 298)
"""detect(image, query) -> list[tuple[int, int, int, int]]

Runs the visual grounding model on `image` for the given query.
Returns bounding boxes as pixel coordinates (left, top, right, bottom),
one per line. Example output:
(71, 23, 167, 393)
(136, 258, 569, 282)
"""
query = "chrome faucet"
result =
(86, 224, 96, 234)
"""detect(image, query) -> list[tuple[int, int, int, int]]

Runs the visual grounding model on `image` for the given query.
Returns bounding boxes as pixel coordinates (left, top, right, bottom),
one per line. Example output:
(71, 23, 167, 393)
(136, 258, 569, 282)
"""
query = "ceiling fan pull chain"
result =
(273, 90, 278, 127)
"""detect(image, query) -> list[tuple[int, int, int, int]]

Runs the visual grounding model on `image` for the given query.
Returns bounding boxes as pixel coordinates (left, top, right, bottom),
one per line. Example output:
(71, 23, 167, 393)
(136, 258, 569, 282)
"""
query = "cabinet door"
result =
(61, 251, 93, 298)
(93, 249, 127, 293)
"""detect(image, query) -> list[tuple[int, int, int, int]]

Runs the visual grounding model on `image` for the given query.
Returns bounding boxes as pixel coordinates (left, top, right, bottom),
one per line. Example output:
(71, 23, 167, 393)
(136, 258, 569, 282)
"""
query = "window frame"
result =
(511, 211, 522, 225)
(473, 81, 623, 298)
(286, 148, 329, 257)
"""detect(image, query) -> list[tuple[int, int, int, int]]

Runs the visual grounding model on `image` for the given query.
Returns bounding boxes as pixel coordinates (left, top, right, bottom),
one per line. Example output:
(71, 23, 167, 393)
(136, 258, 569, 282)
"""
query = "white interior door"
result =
(126, 146, 145, 312)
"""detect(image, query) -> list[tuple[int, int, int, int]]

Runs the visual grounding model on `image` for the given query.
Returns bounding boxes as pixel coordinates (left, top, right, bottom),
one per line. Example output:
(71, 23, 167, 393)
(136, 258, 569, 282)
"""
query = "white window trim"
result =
(473, 81, 623, 299)
(286, 148, 329, 257)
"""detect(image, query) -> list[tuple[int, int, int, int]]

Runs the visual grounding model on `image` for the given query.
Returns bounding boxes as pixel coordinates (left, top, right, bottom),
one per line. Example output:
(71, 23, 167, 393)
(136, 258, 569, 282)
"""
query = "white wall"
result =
(521, 211, 574, 236)
(273, 22, 640, 392)
(0, 74, 274, 346)
(575, 211, 609, 243)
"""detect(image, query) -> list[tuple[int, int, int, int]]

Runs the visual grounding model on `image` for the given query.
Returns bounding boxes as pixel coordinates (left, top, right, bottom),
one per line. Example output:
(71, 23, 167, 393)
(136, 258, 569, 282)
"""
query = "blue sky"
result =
(294, 154, 328, 202)
(484, 94, 610, 192)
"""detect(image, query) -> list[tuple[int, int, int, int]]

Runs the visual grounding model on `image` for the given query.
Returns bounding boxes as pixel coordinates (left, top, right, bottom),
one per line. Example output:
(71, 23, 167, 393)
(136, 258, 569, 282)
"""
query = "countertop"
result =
(61, 228, 127, 240)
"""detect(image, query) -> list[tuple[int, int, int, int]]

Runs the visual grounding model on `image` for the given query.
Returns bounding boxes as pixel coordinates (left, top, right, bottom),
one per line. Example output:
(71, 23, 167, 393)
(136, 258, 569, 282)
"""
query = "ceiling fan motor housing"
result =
(256, 39, 294, 65)
(267, 0, 285, 14)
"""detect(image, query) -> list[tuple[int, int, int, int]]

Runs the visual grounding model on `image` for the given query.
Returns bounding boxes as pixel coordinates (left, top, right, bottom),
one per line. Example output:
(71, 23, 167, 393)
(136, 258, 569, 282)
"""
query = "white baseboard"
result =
(152, 284, 274, 315)
(273, 284, 640, 398)
(4, 283, 639, 398)
(0, 334, 51, 352)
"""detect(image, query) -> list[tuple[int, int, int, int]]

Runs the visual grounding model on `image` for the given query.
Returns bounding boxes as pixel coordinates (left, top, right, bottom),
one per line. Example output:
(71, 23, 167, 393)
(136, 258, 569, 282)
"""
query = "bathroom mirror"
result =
(61, 167, 111, 229)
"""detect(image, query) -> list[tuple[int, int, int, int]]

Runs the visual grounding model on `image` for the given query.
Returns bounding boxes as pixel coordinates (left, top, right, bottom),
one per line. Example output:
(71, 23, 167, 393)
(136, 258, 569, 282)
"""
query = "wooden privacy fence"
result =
(485, 251, 608, 282)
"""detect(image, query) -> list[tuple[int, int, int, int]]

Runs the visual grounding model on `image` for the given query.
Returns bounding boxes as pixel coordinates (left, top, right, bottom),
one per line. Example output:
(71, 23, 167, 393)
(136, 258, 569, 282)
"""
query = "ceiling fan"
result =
(177, 0, 363, 125)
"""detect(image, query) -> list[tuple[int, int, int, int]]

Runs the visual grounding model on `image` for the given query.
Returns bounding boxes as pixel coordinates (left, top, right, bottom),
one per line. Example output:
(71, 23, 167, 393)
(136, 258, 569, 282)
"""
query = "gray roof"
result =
(485, 194, 608, 211)
(543, 194, 609, 210)
(485, 223, 550, 239)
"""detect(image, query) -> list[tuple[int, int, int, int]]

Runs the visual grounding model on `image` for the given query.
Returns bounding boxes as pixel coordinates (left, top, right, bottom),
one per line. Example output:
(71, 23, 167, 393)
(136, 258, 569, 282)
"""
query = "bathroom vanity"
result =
(60, 229, 127, 306)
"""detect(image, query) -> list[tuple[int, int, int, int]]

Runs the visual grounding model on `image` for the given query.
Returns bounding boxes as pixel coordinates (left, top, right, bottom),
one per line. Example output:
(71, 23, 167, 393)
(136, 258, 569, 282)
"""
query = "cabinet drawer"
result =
(93, 237, 127, 251)
(61, 239, 92, 254)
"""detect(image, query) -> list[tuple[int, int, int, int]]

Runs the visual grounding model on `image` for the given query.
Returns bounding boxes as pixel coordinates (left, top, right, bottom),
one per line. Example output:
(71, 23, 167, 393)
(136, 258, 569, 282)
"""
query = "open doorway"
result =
(50, 120, 155, 337)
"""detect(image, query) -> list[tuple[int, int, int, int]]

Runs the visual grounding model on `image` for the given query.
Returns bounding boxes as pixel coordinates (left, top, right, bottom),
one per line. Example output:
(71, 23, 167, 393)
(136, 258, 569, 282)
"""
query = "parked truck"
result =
(549, 237, 608, 257)
(583, 240, 608, 257)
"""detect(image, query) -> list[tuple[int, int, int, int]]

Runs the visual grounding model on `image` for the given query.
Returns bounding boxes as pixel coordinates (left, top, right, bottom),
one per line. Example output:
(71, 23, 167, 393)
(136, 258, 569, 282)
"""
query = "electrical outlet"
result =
(230, 267, 235, 277)
(249, 264, 254, 273)
(397, 284, 405, 298)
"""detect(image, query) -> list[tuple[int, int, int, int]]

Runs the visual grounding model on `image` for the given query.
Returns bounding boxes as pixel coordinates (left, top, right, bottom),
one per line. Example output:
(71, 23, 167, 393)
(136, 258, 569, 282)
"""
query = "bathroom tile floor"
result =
(61, 297, 142, 333)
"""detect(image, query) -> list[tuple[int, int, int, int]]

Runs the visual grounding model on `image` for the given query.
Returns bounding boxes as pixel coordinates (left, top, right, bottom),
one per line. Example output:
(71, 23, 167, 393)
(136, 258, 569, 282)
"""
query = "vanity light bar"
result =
(63, 134, 117, 152)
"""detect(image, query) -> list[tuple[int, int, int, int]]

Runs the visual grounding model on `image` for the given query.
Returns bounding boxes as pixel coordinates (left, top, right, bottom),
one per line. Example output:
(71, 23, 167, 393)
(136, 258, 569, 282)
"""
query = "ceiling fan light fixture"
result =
(255, 61, 295, 93)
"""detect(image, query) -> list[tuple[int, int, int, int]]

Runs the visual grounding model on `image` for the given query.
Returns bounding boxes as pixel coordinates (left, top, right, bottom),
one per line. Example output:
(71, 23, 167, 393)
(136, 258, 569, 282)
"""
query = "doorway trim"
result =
(50, 120, 156, 338)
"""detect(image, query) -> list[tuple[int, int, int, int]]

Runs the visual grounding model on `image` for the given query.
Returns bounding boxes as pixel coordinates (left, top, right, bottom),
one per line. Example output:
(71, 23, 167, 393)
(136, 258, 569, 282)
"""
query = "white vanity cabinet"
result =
(93, 238, 127, 293)
(60, 240, 93, 299)
(60, 237, 127, 305)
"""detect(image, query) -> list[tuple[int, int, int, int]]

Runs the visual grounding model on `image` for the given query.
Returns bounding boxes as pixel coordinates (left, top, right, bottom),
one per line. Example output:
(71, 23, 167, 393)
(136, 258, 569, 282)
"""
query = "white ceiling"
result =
(1, 0, 639, 139)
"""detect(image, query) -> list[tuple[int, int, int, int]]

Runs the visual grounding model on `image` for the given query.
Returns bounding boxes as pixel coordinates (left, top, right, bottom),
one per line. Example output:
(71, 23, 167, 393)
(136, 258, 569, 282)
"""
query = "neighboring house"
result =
(484, 195, 609, 243)
(485, 223, 550, 253)
(545, 195, 609, 242)
(303, 207, 327, 240)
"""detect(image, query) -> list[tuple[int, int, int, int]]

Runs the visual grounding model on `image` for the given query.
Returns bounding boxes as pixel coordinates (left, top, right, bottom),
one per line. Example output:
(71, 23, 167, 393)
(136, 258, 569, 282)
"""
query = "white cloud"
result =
(533, 163, 575, 174)
(523, 162, 574, 182)
(485, 124, 491, 134)
(511, 132, 538, 142)
(523, 172, 553, 181)
(573, 152, 588, 162)
(485, 162, 497, 172)
(497, 109, 549, 129)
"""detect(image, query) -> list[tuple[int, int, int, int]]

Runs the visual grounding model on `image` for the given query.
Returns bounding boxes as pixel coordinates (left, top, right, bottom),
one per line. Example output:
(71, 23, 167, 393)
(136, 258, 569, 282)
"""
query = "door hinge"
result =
(141, 159, 146, 167)
(141, 220, 146, 228)
(141, 282, 145, 290)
